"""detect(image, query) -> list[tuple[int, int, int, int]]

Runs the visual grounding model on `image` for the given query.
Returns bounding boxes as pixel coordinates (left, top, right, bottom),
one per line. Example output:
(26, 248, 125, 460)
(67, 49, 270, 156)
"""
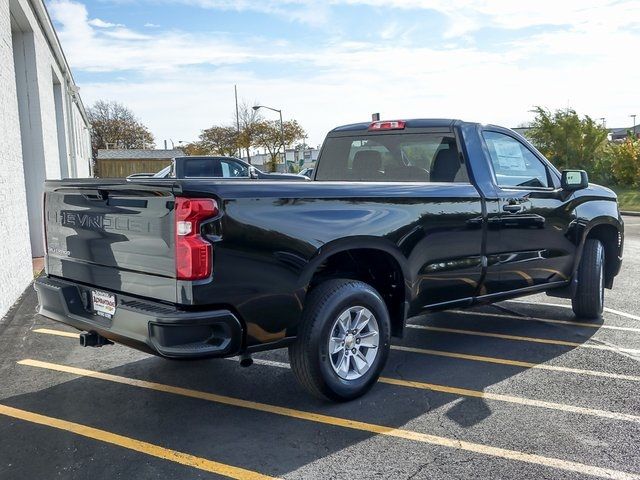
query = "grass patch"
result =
(611, 186, 640, 212)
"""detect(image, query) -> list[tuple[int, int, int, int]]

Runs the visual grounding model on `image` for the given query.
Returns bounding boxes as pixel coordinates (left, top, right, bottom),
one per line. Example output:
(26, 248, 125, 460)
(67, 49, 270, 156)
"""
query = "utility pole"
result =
(235, 85, 241, 158)
(631, 114, 637, 138)
(278, 109, 285, 169)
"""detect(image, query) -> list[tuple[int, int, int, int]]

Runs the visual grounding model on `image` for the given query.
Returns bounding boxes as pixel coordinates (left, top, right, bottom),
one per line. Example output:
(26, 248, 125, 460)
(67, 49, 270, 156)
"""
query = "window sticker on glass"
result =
(493, 140, 526, 170)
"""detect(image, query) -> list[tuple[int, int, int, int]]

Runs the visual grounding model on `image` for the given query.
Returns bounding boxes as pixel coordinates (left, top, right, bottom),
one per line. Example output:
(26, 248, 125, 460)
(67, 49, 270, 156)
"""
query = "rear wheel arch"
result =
(300, 242, 409, 338)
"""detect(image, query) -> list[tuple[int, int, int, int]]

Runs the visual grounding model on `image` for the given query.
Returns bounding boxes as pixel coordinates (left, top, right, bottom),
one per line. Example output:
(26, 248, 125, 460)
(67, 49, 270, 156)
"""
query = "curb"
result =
(621, 211, 640, 217)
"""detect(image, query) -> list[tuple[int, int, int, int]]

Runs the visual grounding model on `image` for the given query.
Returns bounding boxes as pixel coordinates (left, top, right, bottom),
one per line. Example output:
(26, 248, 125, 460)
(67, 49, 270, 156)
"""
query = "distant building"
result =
(244, 147, 320, 172)
(609, 125, 640, 141)
(95, 148, 183, 177)
(1, 0, 92, 317)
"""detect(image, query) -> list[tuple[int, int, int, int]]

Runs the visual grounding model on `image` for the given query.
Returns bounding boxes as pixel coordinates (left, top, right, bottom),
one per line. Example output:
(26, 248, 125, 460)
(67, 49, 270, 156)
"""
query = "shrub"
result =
(605, 137, 640, 187)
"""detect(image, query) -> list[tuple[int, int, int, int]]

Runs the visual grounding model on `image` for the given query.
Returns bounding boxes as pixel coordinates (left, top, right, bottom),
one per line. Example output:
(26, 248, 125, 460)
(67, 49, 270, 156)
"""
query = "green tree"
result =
(87, 100, 155, 157)
(603, 136, 640, 187)
(525, 106, 608, 174)
(197, 125, 239, 156)
(253, 120, 306, 171)
(180, 142, 210, 156)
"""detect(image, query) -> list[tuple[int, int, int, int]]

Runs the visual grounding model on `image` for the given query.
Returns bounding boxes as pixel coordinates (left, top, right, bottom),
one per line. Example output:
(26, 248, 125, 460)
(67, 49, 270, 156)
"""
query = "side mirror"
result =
(561, 170, 588, 191)
(249, 166, 259, 179)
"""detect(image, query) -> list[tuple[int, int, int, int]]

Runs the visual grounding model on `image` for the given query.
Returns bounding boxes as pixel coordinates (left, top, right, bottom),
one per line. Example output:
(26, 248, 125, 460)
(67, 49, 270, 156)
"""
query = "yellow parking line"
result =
(446, 309, 640, 333)
(228, 357, 640, 424)
(505, 300, 640, 322)
(33, 328, 79, 338)
(33, 323, 640, 354)
(406, 324, 640, 354)
(0, 403, 278, 480)
(33, 328, 640, 381)
(17, 359, 640, 480)
(391, 345, 640, 382)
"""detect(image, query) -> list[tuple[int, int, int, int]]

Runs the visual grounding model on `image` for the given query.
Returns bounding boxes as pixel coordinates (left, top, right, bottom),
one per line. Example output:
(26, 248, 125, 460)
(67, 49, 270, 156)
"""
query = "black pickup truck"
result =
(35, 119, 624, 401)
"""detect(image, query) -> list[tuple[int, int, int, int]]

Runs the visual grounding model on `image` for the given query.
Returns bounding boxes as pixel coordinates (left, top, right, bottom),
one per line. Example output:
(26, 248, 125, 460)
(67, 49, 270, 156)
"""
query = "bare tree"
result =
(87, 100, 155, 157)
(235, 100, 263, 163)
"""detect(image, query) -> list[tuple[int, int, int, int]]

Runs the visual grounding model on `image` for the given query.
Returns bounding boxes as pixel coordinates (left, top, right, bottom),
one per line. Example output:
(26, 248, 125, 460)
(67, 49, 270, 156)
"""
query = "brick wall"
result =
(0, 0, 92, 318)
(0, 0, 34, 318)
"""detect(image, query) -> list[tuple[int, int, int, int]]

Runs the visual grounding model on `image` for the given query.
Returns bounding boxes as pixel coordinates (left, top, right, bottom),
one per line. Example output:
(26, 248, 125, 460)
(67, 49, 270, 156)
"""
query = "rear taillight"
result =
(175, 197, 218, 280)
(368, 120, 406, 131)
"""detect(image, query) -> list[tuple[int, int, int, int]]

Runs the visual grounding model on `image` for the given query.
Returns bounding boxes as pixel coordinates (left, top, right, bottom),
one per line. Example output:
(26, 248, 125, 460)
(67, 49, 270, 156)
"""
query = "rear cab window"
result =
(315, 130, 469, 183)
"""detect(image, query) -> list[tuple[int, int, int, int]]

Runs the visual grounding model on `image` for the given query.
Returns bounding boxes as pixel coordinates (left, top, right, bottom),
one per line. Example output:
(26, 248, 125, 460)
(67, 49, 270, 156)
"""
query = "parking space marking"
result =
(0, 403, 278, 480)
(226, 357, 640, 424)
(446, 309, 640, 333)
(406, 324, 640, 354)
(505, 300, 640, 322)
(17, 359, 640, 480)
(391, 346, 640, 382)
(33, 328, 79, 338)
(32, 328, 640, 381)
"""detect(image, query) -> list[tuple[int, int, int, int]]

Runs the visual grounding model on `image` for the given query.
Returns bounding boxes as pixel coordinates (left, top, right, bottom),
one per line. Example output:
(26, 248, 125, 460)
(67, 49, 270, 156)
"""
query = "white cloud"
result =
(49, 0, 640, 147)
(87, 18, 124, 28)
(144, 22, 160, 27)
(49, 0, 257, 72)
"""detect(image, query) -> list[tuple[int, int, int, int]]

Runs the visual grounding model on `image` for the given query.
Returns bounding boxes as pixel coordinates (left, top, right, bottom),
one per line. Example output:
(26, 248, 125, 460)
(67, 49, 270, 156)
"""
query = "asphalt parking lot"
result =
(1, 215, 639, 480)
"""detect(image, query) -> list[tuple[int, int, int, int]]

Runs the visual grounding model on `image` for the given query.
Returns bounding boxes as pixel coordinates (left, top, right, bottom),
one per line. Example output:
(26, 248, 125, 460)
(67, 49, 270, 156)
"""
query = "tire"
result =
(288, 279, 391, 402)
(572, 239, 605, 319)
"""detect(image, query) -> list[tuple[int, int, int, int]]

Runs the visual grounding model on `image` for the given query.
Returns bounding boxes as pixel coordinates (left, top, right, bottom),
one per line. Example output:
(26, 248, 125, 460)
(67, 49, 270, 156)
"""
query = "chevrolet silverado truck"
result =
(35, 119, 624, 401)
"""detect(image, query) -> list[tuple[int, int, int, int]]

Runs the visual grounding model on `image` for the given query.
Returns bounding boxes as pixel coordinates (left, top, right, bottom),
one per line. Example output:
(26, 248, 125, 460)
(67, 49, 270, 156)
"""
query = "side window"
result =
(183, 158, 217, 177)
(220, 159, 248, 178)
(482, 131, 550, 188)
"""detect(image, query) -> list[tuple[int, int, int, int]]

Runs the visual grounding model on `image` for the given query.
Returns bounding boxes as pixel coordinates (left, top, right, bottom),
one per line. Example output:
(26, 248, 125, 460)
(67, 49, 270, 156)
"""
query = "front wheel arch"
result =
(581, 222, 622, 289)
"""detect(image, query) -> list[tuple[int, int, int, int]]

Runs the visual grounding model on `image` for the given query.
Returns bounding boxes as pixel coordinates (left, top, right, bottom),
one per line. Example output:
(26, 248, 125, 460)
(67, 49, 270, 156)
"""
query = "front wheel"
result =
(289, 279, 391, 401)
(572, 239, 605, 319)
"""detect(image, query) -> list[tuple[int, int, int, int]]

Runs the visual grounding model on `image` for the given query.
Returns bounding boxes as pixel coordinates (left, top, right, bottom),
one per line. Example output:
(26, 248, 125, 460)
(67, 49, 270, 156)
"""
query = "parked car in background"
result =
(298, 167, 315, 178)
(145, 156, 307, 181)
(36, 119, 623, 402)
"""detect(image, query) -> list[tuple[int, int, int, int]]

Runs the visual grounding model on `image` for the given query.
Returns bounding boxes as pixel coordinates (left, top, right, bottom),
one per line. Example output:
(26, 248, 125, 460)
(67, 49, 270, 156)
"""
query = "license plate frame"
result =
(91, 290, 116, 319)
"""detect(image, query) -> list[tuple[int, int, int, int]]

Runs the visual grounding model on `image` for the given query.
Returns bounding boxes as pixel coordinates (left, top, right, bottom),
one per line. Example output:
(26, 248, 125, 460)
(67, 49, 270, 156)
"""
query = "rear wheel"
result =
(288, 279, 391, 401)
(572, 239, 605, 319)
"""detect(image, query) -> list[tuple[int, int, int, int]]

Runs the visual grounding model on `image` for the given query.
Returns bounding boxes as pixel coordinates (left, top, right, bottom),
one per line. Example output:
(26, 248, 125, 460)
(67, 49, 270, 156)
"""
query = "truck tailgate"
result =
(44, 180, 177, 303)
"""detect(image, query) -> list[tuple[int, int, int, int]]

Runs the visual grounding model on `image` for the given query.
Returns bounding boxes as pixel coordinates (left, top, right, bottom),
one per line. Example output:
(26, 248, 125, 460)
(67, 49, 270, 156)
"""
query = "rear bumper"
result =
(34, 276, 243, 359)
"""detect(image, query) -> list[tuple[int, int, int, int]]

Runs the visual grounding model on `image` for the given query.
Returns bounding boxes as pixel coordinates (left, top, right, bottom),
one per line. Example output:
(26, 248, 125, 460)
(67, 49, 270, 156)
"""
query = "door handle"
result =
(503, 204, 524, 213)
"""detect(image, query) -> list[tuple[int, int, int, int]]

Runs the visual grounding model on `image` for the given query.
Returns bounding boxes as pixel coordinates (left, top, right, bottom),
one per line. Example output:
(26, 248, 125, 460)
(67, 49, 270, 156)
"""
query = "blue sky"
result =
(47, 0, 640, 148)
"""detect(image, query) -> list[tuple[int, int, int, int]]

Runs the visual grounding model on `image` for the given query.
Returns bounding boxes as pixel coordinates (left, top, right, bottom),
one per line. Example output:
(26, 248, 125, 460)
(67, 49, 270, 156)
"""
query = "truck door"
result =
(480, 129, 576, 296)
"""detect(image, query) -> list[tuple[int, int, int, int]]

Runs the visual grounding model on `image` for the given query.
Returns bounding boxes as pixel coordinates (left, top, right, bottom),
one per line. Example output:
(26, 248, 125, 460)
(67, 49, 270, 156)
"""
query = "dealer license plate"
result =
(91, 290, 116, 318)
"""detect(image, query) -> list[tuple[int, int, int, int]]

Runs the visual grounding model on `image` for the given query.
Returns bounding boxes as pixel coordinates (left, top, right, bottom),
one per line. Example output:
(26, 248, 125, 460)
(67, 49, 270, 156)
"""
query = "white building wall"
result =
(0, 0, 33, 318)
(0, 0, 91, 318)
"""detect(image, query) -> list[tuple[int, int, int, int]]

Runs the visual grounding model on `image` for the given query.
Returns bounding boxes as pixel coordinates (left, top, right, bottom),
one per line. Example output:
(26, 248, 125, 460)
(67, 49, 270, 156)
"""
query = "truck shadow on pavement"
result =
(2, 301, 609, 479)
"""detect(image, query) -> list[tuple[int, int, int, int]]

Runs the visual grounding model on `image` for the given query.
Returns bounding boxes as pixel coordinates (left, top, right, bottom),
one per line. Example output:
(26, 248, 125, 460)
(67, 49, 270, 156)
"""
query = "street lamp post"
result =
(253, 105, 286, 170)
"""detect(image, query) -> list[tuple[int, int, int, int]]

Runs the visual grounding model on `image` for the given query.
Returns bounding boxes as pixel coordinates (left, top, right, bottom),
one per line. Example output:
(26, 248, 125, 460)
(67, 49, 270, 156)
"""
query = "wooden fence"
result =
(94, 159, 172, 178)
